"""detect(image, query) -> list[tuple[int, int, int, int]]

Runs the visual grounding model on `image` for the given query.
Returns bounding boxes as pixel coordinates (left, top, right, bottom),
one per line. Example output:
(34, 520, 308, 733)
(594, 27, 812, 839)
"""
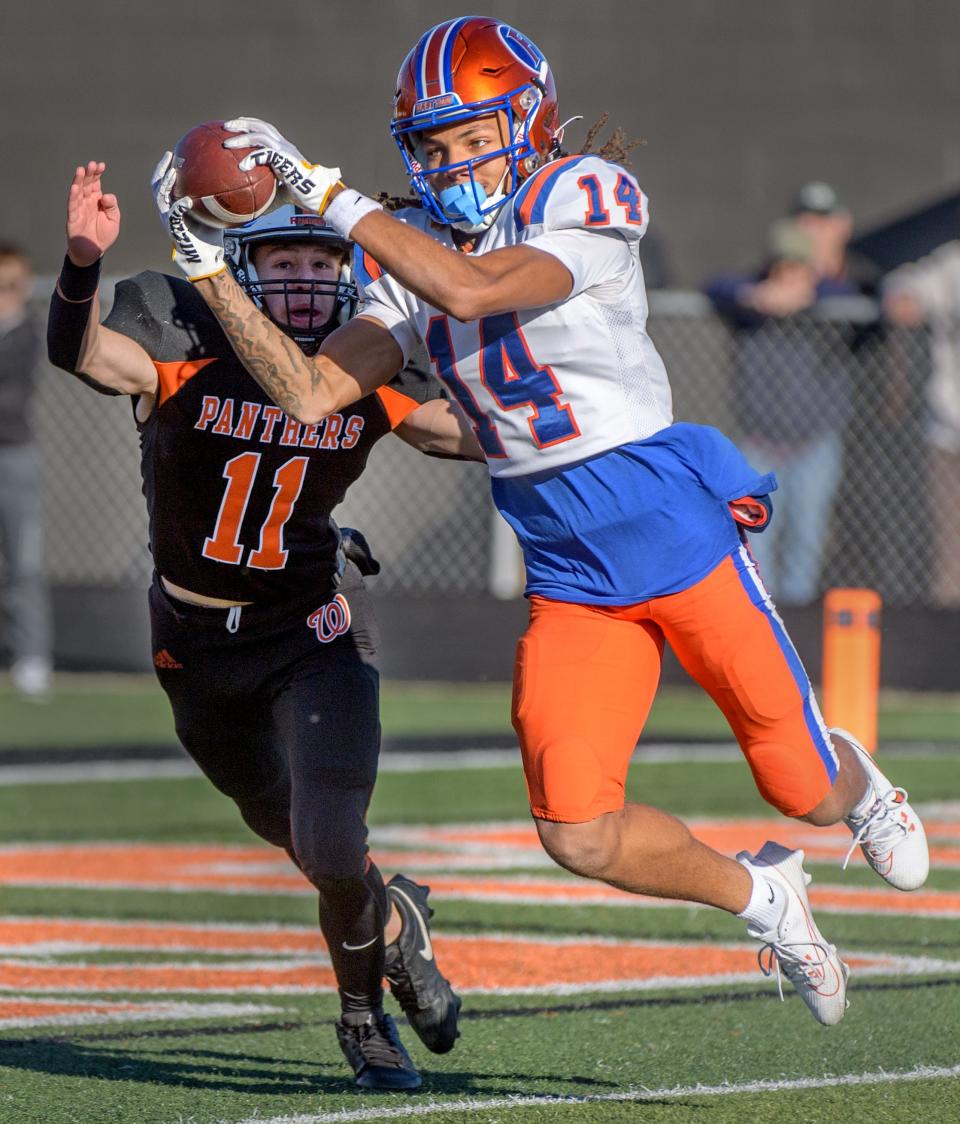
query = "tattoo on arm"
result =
(202, 272, 325, 416)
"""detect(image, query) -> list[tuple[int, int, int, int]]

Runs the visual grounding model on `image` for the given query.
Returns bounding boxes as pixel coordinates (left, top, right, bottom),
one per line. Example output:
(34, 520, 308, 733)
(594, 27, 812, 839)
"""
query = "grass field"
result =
(3, 675, 960, 749)
(0, 678, 957, 1122)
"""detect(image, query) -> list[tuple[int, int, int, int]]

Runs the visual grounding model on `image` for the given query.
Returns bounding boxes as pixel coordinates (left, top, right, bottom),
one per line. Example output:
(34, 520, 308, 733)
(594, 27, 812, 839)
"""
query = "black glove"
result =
(340, 527, 381, 576)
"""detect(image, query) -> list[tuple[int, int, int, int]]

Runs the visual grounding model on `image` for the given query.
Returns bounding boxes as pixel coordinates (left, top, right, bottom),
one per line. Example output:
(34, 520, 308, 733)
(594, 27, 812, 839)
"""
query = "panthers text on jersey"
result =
(104, 272, 439, 604)
(356, 156, 775, 604)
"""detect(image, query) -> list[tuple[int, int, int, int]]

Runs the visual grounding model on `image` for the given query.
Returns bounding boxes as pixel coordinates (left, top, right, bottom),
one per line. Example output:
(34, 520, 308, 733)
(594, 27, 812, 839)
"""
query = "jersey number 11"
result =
(203, 452, 308, 570)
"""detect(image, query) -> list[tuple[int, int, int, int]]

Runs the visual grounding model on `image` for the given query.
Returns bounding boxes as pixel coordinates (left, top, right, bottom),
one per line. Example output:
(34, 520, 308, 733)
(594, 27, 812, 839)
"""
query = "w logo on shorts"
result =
(307, 594, 352, 643)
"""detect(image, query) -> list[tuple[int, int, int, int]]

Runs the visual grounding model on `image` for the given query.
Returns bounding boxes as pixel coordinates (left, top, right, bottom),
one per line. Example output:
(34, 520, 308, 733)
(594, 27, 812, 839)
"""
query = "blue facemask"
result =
(438, 182, 488, 226)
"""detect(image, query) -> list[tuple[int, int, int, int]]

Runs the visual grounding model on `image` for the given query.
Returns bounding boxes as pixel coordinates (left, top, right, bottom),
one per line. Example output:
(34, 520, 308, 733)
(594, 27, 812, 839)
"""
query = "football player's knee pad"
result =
(291, 793, 370, 886)
(232, 779, 293, 850)
(742, 737, 835, 819)
(237, 800, 293, 851)
(297, 844, 367, 887)
(520, 732, 625, 825)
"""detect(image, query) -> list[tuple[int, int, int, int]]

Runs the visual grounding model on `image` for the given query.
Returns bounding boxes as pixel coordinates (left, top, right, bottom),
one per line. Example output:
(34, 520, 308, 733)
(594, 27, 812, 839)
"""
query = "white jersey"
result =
(355, 154, 673, 477)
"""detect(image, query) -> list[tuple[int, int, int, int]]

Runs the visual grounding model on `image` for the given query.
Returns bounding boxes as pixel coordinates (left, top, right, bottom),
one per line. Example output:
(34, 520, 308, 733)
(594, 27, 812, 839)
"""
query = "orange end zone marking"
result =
(0, 844, 305, 892)
(0, 936, 918, 996)
(413, 877, 960, 918)
(0, 961, 334, 993)
(1, 831, 958, 916)
(0, 917, 321, 954)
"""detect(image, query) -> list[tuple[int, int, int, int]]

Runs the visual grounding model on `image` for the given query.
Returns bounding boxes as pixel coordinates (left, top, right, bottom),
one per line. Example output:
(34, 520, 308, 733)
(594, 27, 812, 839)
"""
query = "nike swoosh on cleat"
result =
(767, 885, 776, 904)
(392, 885, 434, 961)
(342, 936, 378, 951)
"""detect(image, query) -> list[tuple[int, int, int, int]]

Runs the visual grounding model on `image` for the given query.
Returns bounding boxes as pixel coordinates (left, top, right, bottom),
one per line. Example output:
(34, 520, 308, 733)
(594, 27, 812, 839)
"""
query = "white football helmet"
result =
(225, 205, 357, 354)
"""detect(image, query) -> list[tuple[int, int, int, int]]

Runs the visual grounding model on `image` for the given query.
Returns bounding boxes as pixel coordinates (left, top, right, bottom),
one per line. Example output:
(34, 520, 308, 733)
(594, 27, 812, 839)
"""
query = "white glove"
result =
(151, 152, 226, 282)
(223, 117, 342, 215)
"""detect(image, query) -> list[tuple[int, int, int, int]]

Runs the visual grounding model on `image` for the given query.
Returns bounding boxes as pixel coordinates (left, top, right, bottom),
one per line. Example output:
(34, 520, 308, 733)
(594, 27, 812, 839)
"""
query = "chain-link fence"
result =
(29, 284, 957, 607)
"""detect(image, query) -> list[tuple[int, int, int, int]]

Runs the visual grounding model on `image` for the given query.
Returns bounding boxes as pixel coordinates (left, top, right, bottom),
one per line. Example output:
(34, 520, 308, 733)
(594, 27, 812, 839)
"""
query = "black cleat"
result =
(384, 873, 462, 1054)
(335, 1010, 422, 1091)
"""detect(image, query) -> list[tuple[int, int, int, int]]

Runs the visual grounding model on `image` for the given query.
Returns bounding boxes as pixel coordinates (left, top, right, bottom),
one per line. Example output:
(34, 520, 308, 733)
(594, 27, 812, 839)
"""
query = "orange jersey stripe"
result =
(376, 385, 420, 430)
(516, 155, 582, 228)
(361, 249, 384, 282)
(153, 358, 217, 406)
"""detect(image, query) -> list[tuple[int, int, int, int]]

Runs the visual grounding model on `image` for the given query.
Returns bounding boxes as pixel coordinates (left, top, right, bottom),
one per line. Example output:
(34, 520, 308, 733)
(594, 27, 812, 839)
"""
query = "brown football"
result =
(171, 121, 277, 228)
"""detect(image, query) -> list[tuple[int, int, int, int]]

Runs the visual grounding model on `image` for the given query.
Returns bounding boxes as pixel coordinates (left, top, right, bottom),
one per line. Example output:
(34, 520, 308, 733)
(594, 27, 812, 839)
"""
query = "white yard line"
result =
(0, 760, 200, 785)
(0, 744, 755, 786)
(4, 741, 954, 786)
(0, 999, 285, 1030)
(232, 1063, 960, 1124)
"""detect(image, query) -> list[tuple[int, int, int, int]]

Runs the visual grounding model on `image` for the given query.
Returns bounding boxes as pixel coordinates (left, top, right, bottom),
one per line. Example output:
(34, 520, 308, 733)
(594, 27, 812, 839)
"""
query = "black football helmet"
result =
(225, 205, 358, 355)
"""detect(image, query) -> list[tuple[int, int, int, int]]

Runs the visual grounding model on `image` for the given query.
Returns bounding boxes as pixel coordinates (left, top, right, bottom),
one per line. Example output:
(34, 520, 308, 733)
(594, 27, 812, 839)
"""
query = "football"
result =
(171, 121, 277, 228)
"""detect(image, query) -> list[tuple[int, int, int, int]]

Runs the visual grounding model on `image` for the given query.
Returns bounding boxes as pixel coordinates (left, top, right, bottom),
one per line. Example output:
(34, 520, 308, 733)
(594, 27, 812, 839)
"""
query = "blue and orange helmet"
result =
(391, 17, 559, 229)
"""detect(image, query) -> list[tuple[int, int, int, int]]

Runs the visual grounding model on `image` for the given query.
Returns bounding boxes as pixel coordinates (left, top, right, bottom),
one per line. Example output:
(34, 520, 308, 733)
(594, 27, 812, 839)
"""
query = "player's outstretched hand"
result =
(151, 152, 226, 283)
(66, 162, 121, 267)
(223, 117, 342, 216)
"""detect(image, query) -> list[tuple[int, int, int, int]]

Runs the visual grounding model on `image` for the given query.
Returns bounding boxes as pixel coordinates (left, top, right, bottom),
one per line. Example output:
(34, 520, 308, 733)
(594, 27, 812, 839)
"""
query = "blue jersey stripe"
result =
(732, 546, 838, 781)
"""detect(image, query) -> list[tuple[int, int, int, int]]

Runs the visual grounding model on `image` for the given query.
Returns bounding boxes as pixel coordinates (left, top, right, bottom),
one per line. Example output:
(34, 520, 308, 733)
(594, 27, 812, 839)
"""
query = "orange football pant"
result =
(512, 548, 838, 823)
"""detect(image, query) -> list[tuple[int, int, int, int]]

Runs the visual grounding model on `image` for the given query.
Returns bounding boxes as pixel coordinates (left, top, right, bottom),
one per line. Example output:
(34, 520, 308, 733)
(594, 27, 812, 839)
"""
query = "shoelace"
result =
(757, 938, 833, 1002)
(351, 1018, 407, 1068)
(843, 786, 909, 871)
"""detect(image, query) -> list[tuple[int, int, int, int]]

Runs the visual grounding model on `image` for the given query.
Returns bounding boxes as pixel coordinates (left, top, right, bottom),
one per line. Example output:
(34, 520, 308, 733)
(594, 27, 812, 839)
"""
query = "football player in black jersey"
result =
(48, 160, 479, 1092)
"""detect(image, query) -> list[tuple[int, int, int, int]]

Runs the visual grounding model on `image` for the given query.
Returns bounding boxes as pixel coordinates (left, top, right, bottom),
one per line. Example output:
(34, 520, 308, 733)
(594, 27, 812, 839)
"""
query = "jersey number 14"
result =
(426, 312, 581, 457)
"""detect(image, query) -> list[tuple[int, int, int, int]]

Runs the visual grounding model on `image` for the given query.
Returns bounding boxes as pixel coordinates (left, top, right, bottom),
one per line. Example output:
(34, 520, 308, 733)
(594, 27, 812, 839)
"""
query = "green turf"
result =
(0, 741, 957, 1121)
(0, 755, 956, 844)
(1, 985, 958, 1123)
(2, 676, 959, 750)
(3, 884, 958, 959)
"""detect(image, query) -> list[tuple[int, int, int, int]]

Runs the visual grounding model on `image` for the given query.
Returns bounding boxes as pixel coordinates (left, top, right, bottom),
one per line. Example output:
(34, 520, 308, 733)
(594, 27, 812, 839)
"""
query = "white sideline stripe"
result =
(2, 741, 954, 785)
(0, 999, 285, 1030)
(0, 744, 753, 786)
(2, 950, 957, 996)
(0, 761, 200, 785)
(0, 914, 319, 934)
(235, 1064, 960, 1124)
(19, 878, 956, 910)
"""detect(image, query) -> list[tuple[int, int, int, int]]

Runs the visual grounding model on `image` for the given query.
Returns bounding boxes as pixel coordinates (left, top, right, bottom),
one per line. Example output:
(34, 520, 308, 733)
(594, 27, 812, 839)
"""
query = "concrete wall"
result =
(50, 586, 960, 691)
(4, 0, 959, 285)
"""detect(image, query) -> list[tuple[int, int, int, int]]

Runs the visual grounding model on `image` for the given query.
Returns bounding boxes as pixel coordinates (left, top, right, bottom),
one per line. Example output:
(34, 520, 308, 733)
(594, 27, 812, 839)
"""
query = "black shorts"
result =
(148, 563, 382, 883)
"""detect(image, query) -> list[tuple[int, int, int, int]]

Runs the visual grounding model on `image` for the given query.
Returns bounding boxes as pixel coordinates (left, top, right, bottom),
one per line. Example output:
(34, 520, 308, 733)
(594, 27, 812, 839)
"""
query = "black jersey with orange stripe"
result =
(104, 271, 439, 603)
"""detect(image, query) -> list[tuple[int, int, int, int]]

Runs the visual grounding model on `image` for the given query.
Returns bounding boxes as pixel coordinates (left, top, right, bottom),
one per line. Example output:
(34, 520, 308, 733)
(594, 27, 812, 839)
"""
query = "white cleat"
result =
(835, 728, 929, 891)
(738, 841, 849, 1027)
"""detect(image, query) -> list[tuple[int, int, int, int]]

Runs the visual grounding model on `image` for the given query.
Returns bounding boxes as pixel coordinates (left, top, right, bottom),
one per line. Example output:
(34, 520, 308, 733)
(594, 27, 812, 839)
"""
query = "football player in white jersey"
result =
(164, 16, 929, 1030)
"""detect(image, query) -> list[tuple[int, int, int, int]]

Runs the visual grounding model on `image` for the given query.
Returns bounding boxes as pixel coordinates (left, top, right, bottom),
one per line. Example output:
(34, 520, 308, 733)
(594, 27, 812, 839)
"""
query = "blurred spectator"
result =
(789, 181, 879, 296)
(0, 243, 52, 696)
(884, 241, 960, 606)
(705, 185, 874, 604)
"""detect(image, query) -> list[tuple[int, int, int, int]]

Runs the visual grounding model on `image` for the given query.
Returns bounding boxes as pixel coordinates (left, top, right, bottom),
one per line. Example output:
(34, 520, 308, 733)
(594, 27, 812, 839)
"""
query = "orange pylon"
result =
(822, 588, 882, 752)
